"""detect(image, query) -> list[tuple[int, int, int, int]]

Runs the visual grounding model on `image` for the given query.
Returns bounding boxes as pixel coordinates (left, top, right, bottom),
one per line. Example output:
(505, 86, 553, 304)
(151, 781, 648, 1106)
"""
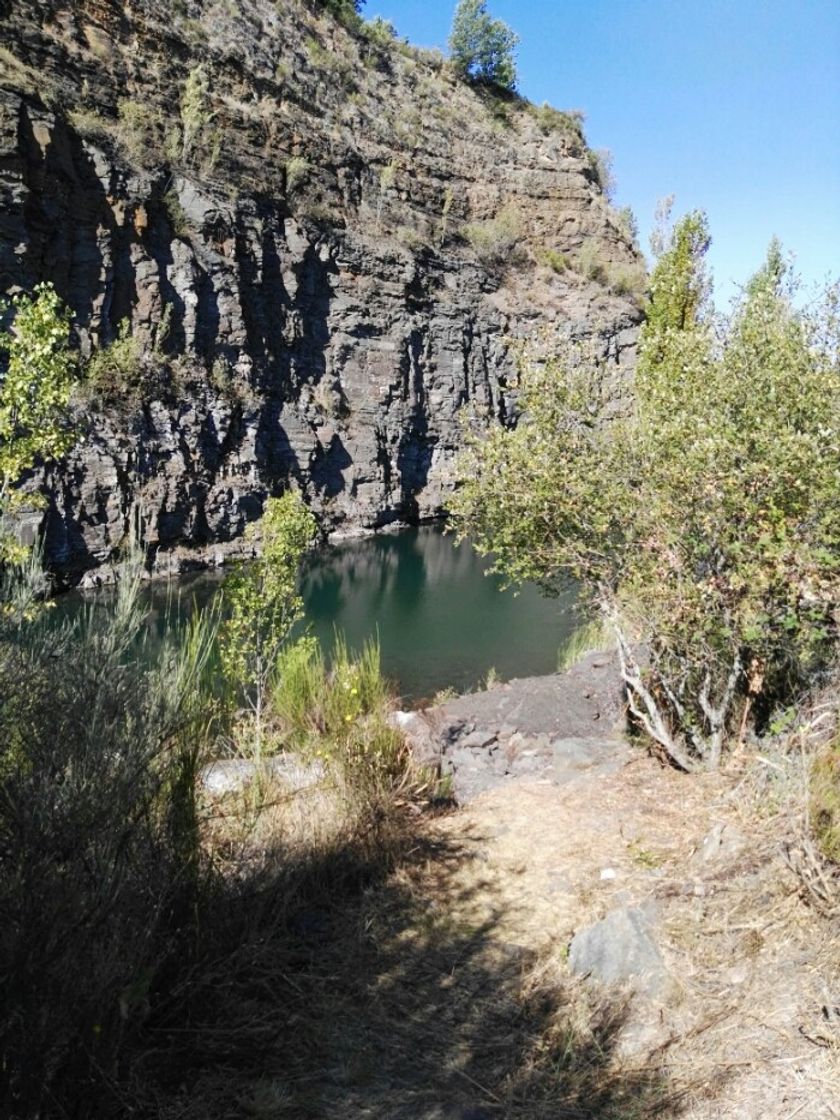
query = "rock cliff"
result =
(0, 0, 643, 584)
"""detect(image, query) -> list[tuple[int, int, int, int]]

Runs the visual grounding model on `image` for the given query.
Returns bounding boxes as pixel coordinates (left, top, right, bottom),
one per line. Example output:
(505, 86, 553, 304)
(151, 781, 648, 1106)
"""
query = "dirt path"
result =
(190, 668, 840, 1119)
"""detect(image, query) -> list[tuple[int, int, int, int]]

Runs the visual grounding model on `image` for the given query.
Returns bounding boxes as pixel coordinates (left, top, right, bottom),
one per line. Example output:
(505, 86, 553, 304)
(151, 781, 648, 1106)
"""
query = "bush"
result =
(449, 0, 518, 91)
(285, 154, 310, 193)
(540, 248, 570, 274)
(273, 634, 406, 796)
(0, 559, 221, 1116)
(85, 318, 143, 402)
(220, 492, 318, 751)
(462, 206, 523, 268)
(453, 215, 840, 770)
(588, 147, 616, 200)
(532, 101, 585, 138)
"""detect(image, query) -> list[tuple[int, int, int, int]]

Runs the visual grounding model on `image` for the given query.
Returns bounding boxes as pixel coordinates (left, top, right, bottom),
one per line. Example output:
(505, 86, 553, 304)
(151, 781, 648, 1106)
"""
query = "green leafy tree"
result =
(0, 283, 77, 562)
(220, 491, 317, 751)
(452, 215, 840, 770)
(449, 0, 519, 91)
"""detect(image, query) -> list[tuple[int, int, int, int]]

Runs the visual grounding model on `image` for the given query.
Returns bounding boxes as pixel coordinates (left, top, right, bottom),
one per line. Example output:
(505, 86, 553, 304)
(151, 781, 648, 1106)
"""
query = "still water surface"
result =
(61, 527, 579, 702)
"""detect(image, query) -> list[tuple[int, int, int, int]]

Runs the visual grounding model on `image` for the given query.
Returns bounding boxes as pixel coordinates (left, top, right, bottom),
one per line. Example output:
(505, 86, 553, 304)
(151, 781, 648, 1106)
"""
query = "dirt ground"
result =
(185, 683, 839, 1119)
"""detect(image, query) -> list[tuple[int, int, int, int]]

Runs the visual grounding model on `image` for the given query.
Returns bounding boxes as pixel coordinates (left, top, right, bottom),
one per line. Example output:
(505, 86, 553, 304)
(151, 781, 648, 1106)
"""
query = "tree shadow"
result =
(147, 819, 689, 1120)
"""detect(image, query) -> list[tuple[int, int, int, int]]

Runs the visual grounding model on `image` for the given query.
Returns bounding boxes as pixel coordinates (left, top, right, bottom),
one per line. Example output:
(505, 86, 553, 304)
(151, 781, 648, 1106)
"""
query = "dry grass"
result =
(165, 773, 693, 1120)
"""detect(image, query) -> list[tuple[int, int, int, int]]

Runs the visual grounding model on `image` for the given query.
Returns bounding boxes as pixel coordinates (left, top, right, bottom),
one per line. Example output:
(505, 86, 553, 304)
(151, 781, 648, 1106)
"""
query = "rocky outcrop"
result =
(0, 0, 643, 584)
(394, 650, 629, 802)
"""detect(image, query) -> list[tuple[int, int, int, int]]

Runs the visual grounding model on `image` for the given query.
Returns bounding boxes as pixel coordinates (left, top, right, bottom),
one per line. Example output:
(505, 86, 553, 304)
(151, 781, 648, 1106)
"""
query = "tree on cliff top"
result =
(449, 0, 519, 91)
(452, 214, 840, 770)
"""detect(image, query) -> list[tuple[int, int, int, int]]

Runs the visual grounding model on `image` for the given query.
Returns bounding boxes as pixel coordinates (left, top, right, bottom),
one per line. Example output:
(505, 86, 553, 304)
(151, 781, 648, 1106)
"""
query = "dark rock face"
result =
(1, 0, 643, 584)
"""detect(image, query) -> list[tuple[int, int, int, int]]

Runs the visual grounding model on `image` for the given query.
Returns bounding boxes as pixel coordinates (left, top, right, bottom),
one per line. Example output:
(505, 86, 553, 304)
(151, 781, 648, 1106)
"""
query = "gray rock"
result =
(458, 729, 497, 750)
(200, 755, 324, 797)
(694, 822, 747, 865)
(552, 735, 628, 784)
(568, 906, 672, 999)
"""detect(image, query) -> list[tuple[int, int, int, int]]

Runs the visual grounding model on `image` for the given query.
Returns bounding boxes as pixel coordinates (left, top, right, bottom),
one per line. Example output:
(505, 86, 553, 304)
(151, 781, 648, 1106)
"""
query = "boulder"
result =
(568, 906, 673, 1000)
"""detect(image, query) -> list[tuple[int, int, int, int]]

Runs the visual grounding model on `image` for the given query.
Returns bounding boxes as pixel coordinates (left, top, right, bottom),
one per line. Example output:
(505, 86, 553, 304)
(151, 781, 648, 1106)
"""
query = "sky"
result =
(370, 0, 840, 307)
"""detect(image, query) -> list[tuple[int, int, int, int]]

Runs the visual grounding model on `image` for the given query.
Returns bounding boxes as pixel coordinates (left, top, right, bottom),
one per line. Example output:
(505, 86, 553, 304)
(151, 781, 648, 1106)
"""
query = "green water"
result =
(58, 527, 579, 702)
(303, 527, 577, 700)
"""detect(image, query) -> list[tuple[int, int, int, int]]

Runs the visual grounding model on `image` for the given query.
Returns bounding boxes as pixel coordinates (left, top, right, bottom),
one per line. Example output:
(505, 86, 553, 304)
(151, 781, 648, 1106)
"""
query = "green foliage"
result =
(116, 98, 164, 167)
(540, 248, 569, 274)
(162, 185, 189, 236)
(462, 205, 523, 269)
(285, 154, 310, 193)
(557, 617, 612, 672)
(85, 318, 143, 403)
(365, 15, 397, 45)
(180, 63, 214, 163)
(314, 0, 366, 28)
(453, 215, 840, 769)
(220, 492, 318, 747)
(449, 0, 519, 91)
(574, 240, 608, 285)
(531, 102, 585, 138)
(587, 147, 616, 200)
(0, 283, 77, 558)
(273, 633, 403, 786)
(616, 205, 639, 247)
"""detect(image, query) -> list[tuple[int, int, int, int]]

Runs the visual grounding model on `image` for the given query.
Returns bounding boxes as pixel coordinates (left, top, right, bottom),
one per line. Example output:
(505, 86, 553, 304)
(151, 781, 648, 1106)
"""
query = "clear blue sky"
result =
(371, 0, 840, 306)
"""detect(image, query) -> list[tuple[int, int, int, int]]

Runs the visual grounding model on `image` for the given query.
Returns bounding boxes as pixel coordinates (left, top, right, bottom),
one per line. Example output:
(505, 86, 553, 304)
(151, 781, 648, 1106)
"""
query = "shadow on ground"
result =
(157, 824, 685, 1120)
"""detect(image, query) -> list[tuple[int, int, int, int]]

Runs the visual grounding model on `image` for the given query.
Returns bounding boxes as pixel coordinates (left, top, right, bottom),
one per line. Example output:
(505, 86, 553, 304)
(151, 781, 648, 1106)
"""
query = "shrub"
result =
(220, 492, 318, 752)
(162, 185, 189, 236)
(180, 63, 214, 163)
(588, 147, 616, 201)
(285, 154, 310, 193)
(0, 557, 221, 1116)
(453, 215, 840, 770)
(85, 318, 143, 402)
(616, 204, 639, 246)
(540, 248, 569, 274)
(365, 15, 397, 46)
(449, 0, 518, 91)
(574, 240, 608, 284)
(116, 98, 163, 167)
(532, 101, 585, 138)
(66, 107, 114, 145)
(462, 205, 523, 268)
(273, 634, 405, 793)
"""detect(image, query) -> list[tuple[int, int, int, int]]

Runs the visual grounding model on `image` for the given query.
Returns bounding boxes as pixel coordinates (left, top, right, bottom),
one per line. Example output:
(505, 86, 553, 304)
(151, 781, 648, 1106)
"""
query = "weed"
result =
(557, 616, 613, 672)
(462, 205, 523, 269)
(285, 155, 310, 193)
(540, 248, 569, 274)
(85, 319, 143, 402)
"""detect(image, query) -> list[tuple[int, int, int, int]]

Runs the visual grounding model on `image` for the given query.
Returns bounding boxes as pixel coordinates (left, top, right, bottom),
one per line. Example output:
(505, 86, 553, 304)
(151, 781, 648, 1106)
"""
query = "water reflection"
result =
(300, 527, 578, 701)
(56, 528, 579, 703)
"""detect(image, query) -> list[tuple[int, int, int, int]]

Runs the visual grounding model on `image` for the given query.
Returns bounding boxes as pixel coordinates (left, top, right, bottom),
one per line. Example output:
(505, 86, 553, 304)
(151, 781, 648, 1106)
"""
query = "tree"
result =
(452, 215, 840, 770)
(0, 283, 77, 562)
(220, 491, 317, 751)
(449, 0, 519, 91)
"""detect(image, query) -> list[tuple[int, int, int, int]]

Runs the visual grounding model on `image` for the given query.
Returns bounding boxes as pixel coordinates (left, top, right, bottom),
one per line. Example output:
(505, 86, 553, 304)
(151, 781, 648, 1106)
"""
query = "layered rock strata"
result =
(0, 0, 643, 583)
